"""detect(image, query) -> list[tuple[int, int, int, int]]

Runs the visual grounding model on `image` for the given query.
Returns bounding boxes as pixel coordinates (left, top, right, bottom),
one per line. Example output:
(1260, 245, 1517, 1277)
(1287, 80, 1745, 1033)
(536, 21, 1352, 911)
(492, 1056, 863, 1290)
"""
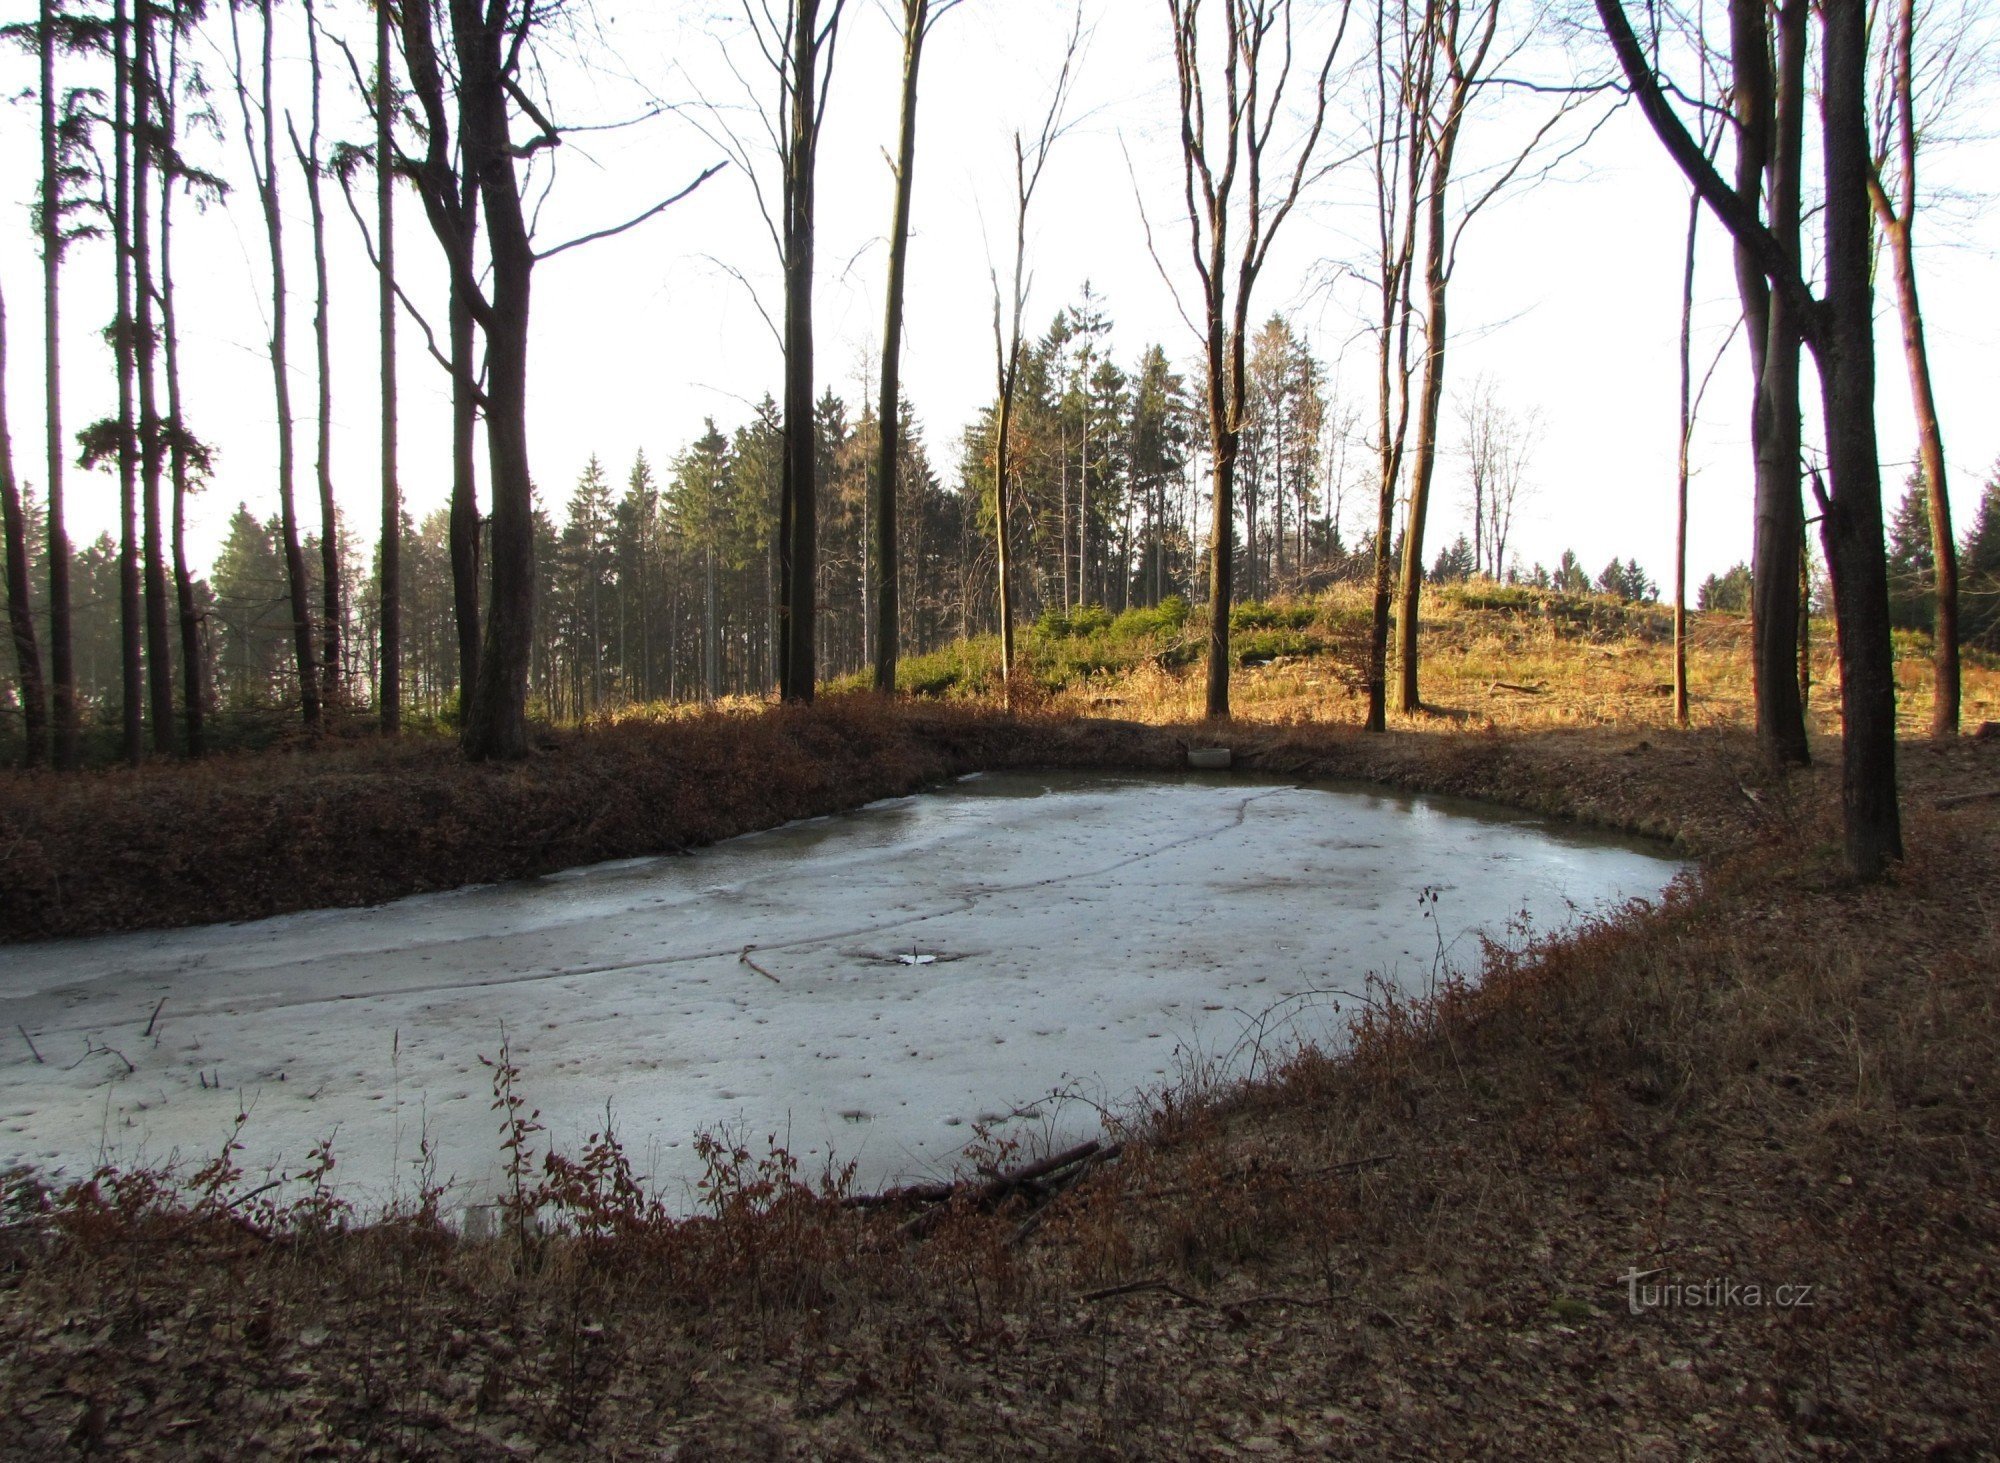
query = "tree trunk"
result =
(114, 0, 142, 764)
(377, 0, 401, 733)
(1871, 0, 1957, 737)
(1674, 188, 1697, 729)
(1812, 0, 1902, 879)
(41, 0, 76, 770)
(780, 1, 824, 704)
(1204, 411, 1238, 720)
(1737, 0, 1811, 766)
(871, 7, 927, 695)
(0, 290, 47, 767)
(994, 389, 1017, 682)
(299, 0, 342, 708)
(133, 0, 172, 753)
(1877, 220, 1958, 737)
(457, 0, 535, 762)
(1394, 210, 1449, 715)
(235, 0, 321, 732)
(158, 14, 204, 758)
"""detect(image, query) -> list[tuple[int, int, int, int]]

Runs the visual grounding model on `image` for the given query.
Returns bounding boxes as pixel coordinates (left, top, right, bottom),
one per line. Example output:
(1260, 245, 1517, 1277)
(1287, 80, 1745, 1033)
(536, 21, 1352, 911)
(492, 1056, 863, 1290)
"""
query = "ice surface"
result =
(0, 772, 1682, 1212)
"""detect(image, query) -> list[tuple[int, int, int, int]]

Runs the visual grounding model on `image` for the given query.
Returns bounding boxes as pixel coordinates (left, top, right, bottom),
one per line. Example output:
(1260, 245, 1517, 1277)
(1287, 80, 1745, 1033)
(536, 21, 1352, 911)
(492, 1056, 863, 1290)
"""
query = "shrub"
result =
(1229, 600, 1315, 632)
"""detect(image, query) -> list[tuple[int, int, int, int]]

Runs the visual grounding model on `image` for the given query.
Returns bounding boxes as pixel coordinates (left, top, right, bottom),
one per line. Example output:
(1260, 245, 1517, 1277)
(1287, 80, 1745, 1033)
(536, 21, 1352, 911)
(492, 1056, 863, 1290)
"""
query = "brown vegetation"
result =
(2, 607, 1999, 1456)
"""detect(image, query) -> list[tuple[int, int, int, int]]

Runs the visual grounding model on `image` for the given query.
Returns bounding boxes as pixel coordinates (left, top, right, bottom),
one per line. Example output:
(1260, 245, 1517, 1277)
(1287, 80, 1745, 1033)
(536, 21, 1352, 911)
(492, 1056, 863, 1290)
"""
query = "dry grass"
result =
(1049, 584, 2000, 739)
(2, 595, 1999, 1457)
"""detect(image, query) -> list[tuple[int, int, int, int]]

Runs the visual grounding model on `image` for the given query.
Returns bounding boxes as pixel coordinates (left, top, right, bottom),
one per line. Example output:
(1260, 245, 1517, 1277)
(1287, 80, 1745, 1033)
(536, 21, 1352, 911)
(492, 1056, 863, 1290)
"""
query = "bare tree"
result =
(134, 0, 174, 750)
(1165, 0, 1351, 721)
(376, 0, 400, 730)
(154, 0, 223, 757)
(1455, 375, 1533, 580)
(390, 2, 721, 757)
(38, 0, 78, 768)
(289, 0, 341, 707)
(1670, 90, 1734, 732)
(775, 1, 846, 702)
(1868, 0, 1979, 737)
(1600, 0, 1903, 878)
(0, 288, 46, 767)
(1620, 0, 1811, 760)
(991, 14, 1082, 688)
(229, 0, 321, 733)
(872, 0, 960, 695)
(113, 0, 143, 762)
(1390, 0, 1585, 715)
(1362, 0, 1424, 733)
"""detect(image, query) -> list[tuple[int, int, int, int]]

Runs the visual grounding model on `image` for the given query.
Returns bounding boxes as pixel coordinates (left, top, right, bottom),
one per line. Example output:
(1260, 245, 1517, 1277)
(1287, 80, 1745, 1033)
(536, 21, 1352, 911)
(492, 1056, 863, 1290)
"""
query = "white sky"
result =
(0, 0, 1995, 592)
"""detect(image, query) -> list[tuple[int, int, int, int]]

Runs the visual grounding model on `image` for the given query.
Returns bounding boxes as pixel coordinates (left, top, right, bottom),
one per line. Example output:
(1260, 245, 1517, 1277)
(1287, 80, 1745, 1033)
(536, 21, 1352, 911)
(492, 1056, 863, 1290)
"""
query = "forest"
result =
(0, 0, 1993, 875)
(2, 0, 2000, 1455)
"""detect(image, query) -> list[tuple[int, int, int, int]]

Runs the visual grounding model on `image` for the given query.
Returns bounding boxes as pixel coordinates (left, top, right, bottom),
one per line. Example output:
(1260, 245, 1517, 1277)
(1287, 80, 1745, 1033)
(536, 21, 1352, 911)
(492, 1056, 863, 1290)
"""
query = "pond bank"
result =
(1, 698, 1758, 944)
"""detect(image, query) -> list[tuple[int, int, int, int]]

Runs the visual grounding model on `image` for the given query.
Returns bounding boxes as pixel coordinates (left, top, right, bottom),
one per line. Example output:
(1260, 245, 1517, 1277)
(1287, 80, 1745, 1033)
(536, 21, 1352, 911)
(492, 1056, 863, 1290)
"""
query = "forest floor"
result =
(2, 594, 1999, 1458)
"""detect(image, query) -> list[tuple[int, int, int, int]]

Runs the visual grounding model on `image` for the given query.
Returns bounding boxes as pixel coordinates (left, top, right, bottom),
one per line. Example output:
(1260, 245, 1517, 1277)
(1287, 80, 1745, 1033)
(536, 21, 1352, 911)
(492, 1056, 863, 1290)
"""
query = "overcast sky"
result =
(0, 0, 1995, 593)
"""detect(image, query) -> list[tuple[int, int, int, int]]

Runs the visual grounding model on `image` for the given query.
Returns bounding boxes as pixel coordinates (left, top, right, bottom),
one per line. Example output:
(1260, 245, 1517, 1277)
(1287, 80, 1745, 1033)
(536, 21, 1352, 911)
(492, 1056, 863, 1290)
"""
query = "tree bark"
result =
(779, 0, 827, 704)
(0, 290, 47, 767)
(297, 0, 342, 708)
(114, 0, 143, 764)
(994, 383, 1018, 682)
(1879, 217, 1958, 737)
(377, 0, 401, 732)
(1813, 0, 1902, 877)
(40, 0, 76, 769)
(873, 0, 930, 695)
(1597, 0, 1902, 879)
(233, 0, 321, 732)
(1393, 177, 1449, 714)
(1674, 189, 1697, 729)
(457, 0, 535, 762)
(1364, 0, 1421, 733)
(134, 0, 173, 753)
(157, 7, 204, 758)
(449, 278, 481, 705)
(1737, 0, 1811, 766)
(1870, 0, 1957, 737)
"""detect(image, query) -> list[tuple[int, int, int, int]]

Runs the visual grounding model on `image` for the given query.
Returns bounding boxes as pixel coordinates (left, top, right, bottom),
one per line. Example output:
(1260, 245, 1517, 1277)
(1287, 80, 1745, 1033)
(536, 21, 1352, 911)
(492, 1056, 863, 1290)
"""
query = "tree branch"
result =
(534, 161, 727, 262)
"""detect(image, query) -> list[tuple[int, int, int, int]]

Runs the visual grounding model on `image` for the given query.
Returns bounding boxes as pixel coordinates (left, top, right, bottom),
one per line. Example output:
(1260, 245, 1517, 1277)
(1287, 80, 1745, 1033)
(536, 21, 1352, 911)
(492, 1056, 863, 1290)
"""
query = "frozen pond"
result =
(0, 772, 1682, 1211)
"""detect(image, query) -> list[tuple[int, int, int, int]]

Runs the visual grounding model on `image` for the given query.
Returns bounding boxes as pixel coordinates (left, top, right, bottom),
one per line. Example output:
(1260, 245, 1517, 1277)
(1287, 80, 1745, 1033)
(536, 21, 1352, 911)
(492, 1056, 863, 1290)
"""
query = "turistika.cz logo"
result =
(1619, 1268, 1817, 1315)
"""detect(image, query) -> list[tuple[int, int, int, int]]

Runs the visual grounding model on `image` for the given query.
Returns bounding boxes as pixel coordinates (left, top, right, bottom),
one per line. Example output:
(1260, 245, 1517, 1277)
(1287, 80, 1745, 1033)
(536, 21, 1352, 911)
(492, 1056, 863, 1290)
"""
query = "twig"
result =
(1008, 1140, 1129, 1246)
(17, 1025, 42, 1065)
(1222, 1292, 1330, 1312)
(222, 1178, 287, 1213)
(1081, 1277, 1213, 1308)
(144, 998, 168, 1038)
(739, 947, 781, 984)
(882, 1140, 1120, 1239)
(1936, 788, 2000, 810)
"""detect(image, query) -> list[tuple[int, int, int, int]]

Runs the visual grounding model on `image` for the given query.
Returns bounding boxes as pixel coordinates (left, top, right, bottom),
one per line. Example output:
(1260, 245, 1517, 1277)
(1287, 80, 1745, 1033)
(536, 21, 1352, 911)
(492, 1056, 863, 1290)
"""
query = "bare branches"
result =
(1594, 0, 1825, 344)
(330, 161, 475, 400)
(994, 4, 1085, 397)
(534, 161, 726, 261)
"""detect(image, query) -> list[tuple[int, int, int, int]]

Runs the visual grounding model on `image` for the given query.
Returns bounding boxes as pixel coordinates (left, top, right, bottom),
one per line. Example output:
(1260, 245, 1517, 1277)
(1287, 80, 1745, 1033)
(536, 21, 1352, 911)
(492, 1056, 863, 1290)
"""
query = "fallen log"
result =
(855, 1139, 1126, 1243)
(846, 1138, 1111, 1211)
